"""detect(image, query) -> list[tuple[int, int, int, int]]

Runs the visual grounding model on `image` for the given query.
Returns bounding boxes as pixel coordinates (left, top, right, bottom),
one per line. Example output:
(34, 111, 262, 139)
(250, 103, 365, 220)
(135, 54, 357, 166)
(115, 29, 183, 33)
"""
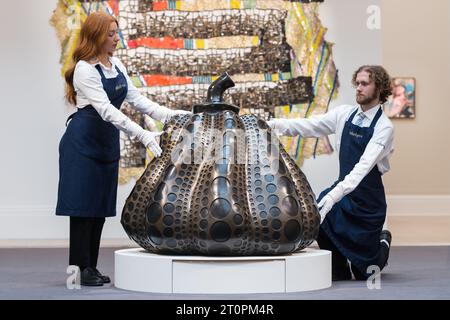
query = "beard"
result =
(356, 91, 378, 105)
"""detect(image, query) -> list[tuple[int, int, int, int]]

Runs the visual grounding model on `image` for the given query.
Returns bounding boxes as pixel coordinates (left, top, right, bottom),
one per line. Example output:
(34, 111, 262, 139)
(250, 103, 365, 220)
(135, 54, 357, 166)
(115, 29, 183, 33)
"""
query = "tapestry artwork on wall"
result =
(50, 0, 339, 184)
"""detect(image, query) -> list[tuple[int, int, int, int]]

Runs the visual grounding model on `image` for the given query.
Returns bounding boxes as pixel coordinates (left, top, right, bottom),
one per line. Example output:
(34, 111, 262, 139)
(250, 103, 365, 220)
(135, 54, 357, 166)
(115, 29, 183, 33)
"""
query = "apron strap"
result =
(94, 64, 106, 79)
(348, 107, 383, 128)
(347, 109, 358, 123)
(369, 107, 383, 129)
(65, 111, 77, 127)
(94, 64, 123, 79)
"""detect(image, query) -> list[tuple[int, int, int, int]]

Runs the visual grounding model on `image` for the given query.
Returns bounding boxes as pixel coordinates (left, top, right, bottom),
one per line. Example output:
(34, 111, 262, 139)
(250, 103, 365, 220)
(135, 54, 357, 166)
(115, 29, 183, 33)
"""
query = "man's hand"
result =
(266, 119, 284, 131)
(266, 119, 293, 136)
(317, 194, 335, 223)
(266, 120, 276, 130)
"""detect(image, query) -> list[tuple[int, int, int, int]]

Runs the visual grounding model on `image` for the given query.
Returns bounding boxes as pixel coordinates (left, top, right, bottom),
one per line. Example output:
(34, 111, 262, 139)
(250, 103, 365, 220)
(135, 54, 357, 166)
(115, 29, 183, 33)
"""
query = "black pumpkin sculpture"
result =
(121, 73, 320, 256)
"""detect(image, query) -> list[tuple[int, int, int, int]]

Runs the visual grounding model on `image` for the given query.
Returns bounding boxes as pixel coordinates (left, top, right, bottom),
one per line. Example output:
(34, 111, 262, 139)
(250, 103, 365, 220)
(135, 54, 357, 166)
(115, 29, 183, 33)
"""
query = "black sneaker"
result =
(93, 268, 111, 284)
(380, 230, 392, 245)
(380, 230, 392, 266)
(80, 267, 104, 286)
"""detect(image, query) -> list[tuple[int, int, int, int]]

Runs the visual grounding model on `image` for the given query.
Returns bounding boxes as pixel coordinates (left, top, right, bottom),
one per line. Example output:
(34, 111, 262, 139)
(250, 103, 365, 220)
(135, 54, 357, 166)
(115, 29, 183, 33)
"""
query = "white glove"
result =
(266, 119, 290, 135)
(163, 109, 192, 125)
(149, 105, 192, 124)
(317, 194, 335, 223)
(172, 109, 192, 116)
(167, 109, 192, 124)
(138, 130, 164, 157)
(266, 119, 277, 130)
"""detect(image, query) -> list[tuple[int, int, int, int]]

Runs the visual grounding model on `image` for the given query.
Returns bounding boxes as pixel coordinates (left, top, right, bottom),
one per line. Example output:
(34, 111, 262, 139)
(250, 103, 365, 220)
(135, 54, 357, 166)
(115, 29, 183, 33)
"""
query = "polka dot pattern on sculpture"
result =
(121, 109, 320, 255)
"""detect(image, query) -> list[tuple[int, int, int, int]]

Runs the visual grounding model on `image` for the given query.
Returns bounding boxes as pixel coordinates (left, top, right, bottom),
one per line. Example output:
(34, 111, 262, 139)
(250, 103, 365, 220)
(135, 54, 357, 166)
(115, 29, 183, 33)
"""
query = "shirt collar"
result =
(357, 104, 381, 121)
(91, 56, 114, 70)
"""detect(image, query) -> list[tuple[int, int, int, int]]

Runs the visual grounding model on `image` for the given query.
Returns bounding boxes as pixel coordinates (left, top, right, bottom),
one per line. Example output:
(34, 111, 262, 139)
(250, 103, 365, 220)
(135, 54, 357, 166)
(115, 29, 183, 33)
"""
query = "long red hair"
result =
(64, 11, 118, 105)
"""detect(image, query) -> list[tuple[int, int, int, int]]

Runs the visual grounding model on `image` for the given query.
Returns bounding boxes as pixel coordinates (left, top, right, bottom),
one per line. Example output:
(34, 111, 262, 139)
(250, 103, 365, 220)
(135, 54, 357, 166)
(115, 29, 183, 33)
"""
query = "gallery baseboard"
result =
(0, 205, 128, 239)
(0, 195, 449, 239)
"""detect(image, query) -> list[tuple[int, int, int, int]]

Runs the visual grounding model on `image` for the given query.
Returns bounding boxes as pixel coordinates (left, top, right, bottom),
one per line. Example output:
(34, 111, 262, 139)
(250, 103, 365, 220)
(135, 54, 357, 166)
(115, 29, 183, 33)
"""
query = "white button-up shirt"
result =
(73, 56, 163, 139)
(271, 104, 395, 202)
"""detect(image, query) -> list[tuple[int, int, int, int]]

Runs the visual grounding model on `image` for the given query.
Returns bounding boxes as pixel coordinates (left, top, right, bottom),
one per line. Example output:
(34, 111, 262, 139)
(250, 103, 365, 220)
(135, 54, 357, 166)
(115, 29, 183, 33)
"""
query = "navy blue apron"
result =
(56, 64, 128, 217)
(318, 107, 386, 276)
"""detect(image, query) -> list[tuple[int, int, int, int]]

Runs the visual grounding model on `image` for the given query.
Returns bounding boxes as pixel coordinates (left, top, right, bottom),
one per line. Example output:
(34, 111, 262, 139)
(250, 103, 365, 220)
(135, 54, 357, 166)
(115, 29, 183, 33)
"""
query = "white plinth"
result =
(115, 248, 331, 294)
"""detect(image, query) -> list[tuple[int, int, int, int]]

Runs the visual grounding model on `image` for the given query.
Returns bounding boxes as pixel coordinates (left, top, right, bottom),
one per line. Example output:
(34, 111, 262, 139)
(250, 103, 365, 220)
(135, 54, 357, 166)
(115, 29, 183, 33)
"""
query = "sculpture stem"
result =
(206, 72, 235, 103)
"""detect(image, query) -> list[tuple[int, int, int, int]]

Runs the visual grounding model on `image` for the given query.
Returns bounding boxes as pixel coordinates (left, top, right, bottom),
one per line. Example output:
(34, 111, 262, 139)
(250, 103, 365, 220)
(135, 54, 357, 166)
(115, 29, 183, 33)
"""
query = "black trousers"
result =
(317, 228, 389, 280)
(69, 217, 105, 269)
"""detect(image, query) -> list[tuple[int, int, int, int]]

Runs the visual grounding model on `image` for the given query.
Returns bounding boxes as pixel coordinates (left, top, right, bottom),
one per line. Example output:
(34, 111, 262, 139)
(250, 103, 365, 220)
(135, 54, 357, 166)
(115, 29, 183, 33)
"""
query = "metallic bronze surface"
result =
(121, 73, 320, 255)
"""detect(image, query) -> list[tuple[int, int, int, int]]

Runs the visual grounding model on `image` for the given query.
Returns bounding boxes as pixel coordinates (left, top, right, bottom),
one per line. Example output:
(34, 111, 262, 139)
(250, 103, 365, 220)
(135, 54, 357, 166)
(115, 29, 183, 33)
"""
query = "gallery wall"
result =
(0, 0, 447, 240)
(0, 0, 68, 238)
(381, 0, 450, 195)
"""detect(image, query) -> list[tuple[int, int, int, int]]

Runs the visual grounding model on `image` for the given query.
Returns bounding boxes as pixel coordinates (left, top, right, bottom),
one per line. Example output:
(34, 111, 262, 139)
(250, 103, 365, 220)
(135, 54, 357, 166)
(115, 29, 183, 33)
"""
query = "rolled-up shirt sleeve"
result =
(327, 125, 395, 202)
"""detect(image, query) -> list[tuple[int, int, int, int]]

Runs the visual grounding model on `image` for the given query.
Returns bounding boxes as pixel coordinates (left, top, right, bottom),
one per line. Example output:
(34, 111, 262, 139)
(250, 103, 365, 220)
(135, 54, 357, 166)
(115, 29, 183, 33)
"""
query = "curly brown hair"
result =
(352, 65, 393, 104)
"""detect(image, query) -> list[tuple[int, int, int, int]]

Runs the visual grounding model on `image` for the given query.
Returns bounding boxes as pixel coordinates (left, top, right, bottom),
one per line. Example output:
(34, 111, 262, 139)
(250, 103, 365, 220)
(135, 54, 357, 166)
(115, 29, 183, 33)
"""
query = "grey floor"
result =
(1, 246, 449, 300)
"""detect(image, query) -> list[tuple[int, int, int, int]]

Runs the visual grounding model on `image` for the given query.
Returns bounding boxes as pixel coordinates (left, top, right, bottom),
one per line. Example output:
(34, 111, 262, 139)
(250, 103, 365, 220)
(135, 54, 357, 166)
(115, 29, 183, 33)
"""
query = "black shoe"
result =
(93, 268, 111, 284)
(380, 230, 392, 266)
(80, 267, 104, 286)
(380, 230, 392, 245)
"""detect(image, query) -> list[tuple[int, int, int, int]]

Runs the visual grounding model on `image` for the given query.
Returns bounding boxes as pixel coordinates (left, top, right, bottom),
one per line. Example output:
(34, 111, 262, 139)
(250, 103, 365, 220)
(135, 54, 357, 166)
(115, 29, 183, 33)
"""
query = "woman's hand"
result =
(173, 109, 192, 116)
(159, 109, 192, 124)
(139, 130, 164, 157)
(317, 194, 336, 223)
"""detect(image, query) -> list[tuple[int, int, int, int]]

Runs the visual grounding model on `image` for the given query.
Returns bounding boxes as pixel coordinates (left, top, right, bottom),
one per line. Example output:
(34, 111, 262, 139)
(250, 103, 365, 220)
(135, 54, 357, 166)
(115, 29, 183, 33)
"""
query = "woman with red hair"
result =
(56, 11, 190, 286)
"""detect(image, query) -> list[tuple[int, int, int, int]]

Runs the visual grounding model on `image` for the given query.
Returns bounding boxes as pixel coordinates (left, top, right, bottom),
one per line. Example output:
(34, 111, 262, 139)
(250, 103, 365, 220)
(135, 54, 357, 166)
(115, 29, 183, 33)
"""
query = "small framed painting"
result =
(384, 77, 416, 119)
